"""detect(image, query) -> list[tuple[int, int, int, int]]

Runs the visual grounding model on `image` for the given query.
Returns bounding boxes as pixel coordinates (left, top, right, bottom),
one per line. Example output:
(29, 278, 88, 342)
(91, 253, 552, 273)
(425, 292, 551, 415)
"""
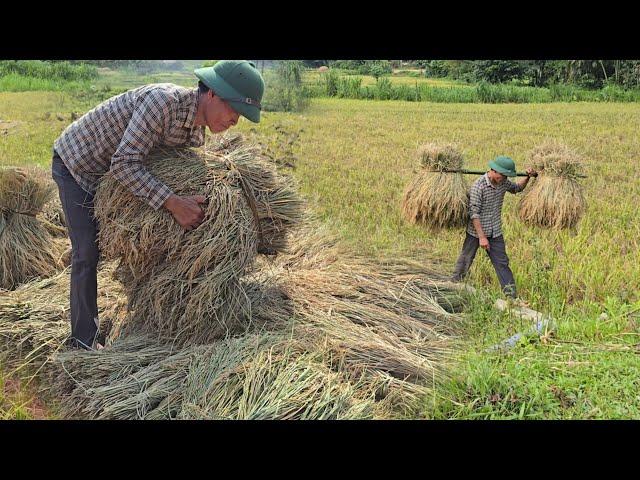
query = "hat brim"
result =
(194, 68, 261, 123)
(488, 160, 517, 177)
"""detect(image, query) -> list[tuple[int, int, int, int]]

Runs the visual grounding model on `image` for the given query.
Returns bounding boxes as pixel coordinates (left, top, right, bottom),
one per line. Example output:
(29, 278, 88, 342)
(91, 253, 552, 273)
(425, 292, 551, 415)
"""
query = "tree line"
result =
(300, 60, 640, 89)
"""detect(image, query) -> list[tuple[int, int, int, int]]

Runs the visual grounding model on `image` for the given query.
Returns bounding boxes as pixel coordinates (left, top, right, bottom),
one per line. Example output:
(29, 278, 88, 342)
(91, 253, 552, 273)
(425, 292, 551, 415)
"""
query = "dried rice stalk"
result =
(178, 339, 377, 420)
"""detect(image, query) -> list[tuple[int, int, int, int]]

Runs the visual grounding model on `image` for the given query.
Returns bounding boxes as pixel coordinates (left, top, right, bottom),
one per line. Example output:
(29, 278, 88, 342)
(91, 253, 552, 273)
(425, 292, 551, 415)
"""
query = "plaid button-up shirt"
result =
(54, 84, 205, 210)
(467, 173, 524, 238)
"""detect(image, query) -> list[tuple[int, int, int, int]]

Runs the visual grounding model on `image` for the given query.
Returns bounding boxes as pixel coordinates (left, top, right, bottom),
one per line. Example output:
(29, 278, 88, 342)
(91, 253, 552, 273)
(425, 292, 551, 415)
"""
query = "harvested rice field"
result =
(1, 90, 639, 419)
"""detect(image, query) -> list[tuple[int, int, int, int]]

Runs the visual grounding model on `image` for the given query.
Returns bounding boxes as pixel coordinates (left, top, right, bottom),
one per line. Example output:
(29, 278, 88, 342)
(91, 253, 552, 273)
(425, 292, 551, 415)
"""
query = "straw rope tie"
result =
(224, 159, 277, 256)
(0, 207, 38, 218)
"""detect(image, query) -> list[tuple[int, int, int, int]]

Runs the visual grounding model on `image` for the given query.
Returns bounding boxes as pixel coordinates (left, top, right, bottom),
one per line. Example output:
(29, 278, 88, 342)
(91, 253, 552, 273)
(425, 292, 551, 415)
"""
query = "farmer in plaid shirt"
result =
(451, 156, 537, 299)
(51, 61, 265, 350)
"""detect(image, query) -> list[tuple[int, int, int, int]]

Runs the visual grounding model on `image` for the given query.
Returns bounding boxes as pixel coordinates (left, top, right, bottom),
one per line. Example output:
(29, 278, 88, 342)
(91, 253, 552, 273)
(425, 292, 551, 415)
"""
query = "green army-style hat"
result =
(194, 60, 265, 123)
(488, 155, 517, 177)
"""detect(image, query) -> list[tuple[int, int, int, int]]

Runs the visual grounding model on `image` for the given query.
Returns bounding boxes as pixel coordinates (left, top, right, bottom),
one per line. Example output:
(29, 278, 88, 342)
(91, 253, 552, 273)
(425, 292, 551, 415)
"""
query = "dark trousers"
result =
(51, 151, 100, 349)
(452, 233, 517, 298)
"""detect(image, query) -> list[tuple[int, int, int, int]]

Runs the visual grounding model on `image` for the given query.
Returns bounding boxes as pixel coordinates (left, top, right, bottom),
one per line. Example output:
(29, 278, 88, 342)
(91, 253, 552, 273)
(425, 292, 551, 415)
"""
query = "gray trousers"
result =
(452, 233, 517, 298)
(51, 151, 100, 349)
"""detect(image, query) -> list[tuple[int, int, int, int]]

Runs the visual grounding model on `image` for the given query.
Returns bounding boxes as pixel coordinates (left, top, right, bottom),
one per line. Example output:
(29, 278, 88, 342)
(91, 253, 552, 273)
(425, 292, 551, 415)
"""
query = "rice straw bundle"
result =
(26, 165, 67, 237)
(52, 333, 379, 420)
(50, 335, 176, 417)
(94, 136, 304, 345)
(0, 263, 127, 375)
(177, 338, 378, 420)
(402, 143, 469, 229)
(52, 337, 197, 419)
(518, 140, 586, 229)
(0, 167, 67, 290)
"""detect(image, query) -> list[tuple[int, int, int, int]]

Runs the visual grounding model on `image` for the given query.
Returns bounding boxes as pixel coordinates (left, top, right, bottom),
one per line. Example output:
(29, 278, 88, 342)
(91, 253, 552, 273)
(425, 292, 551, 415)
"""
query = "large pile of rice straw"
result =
(40, 225, 465, 419)
(94, 136, 305, 345)
(0, 223, 467, 419)
(0, 166, 67, 290)
(402, 143, 469, 229)
(518, 140, 587, 229)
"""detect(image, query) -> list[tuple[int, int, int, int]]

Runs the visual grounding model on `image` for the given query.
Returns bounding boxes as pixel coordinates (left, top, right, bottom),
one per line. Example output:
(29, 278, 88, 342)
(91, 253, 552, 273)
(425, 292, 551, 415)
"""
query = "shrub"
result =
(262, 61, 310, 112)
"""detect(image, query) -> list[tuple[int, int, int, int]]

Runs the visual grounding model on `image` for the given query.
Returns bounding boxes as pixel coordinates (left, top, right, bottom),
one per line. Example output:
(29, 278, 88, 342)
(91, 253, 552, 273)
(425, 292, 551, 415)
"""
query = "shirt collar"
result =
(484, 173, 496, 189)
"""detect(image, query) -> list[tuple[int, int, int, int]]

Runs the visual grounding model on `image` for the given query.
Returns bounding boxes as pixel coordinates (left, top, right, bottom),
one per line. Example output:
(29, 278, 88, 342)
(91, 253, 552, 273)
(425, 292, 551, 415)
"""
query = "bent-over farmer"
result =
(451, 156, 537, 298)
(51, 60, 265, 350)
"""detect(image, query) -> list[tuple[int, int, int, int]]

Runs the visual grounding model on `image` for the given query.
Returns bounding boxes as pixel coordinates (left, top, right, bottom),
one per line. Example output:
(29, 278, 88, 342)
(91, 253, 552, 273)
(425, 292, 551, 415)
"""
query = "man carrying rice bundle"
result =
(451, 156, 537, 299)
(51, 61, 265, 350)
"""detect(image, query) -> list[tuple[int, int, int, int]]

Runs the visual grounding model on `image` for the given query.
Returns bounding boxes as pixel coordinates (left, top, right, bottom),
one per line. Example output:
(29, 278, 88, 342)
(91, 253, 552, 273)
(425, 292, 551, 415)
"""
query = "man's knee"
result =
(72, 241, 99, 268)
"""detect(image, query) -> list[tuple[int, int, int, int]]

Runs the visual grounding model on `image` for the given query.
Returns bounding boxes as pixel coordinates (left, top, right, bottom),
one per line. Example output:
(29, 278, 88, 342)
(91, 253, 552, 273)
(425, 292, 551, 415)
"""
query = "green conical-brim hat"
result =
(488, 155, 517, 177)
(194, 60, 265, 123)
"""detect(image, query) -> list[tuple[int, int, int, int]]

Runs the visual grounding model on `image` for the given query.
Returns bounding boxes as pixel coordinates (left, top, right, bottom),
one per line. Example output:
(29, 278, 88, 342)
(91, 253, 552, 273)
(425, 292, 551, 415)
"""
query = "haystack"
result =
(401, 143, 469, 229)
(94, 136, 305, 345)
(518, 140, 586, 229)
(0, 167, 67, 290)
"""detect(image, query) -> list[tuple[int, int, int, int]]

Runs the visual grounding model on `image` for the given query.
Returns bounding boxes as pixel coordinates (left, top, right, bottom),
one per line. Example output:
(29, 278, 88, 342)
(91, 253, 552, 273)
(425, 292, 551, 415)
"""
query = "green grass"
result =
(1, 88, 639, 419)
(0, 74, 93, 92)
(94, 67, 197, 90)
(236, 98, 640, 419)
(424, 293, 640, 419)
(305, 70, 640, 103)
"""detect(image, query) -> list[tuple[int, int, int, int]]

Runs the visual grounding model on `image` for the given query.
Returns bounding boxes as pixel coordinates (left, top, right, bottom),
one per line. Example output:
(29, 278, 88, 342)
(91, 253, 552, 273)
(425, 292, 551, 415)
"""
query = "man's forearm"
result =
(517, 176, 530, 189)
(110, 156, 173, 211)
(472, 218, 487, 239)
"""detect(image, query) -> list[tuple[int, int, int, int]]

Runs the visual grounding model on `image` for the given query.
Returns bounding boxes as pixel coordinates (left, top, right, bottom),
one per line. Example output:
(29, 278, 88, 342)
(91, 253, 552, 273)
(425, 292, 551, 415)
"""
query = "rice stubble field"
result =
(1, 86, 639, 419)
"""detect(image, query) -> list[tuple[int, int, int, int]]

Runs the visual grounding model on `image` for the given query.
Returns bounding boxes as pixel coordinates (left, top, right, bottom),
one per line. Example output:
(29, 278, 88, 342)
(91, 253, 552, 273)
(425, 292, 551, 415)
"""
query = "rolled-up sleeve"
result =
(469, 183, 482, 220)
(506, 179, 524, 194)
(110, 91, 177, 210)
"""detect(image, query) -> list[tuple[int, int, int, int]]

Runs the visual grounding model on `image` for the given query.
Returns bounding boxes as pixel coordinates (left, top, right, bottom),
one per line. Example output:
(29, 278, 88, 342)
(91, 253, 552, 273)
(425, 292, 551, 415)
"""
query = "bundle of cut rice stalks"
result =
(0, 167, 67, 290)
(25, 165, 67, 237)
(0, 263, 127, 377)
(52, 333, 380, 420)
(518, 140, 587, 229)
(94, 136, 304, 345)
(401, 143, 469, 229)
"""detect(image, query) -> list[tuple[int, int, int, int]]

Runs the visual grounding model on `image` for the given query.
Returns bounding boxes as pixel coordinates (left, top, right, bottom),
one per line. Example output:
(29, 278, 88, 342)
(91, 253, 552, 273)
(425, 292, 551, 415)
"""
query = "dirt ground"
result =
(2, 376, 49, 419)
